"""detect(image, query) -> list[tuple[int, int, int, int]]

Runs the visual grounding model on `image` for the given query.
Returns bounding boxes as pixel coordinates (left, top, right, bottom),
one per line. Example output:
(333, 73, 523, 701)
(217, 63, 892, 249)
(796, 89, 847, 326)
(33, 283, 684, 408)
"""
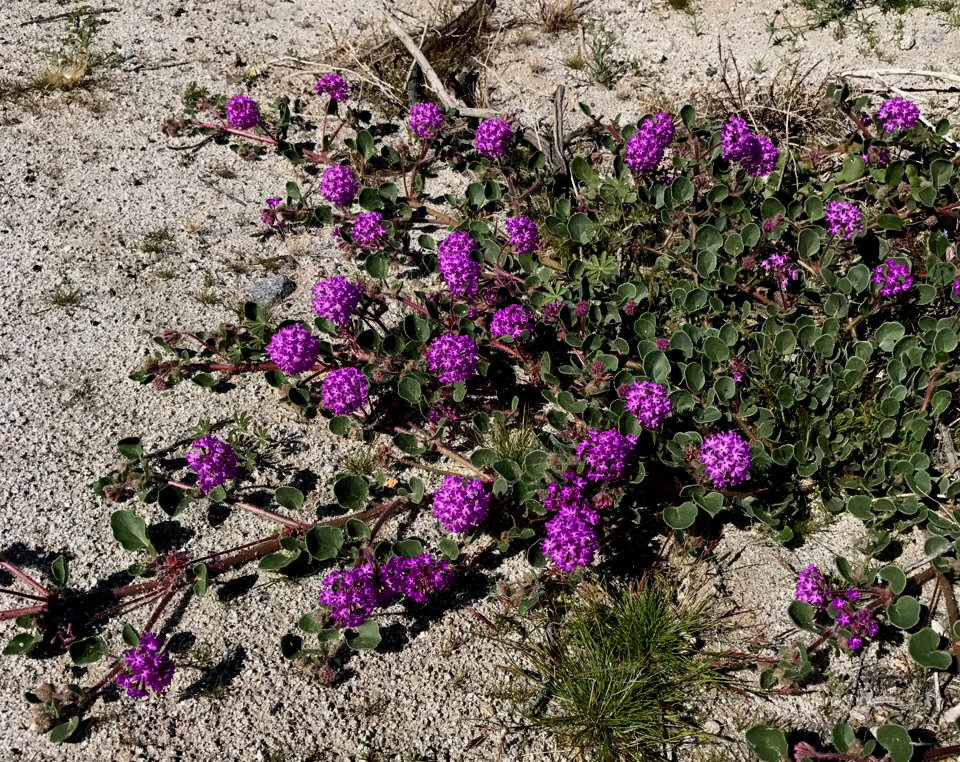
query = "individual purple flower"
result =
(185, 435, 238, 494)
(433, 475, 490, 532)
(574, 301, 589, 318)
(762, 214, 783, 232)
(381, 552, 453, 603)
(408, 102, 445, 139)
(872, 258, 912, 297)
(728, 357, 748, 383)
(474, 118, 512, 158)
(699, 431, 751, 489)
(437, 231, 482, 297)
(625, 112, 674, 174)
(266, 323, 320, 374)
(260, 196, 282, 228)
(321, 367, 369, 415)
(311, 275, 363, 326)
(575, 429, 638, 482)
(761, 252, 799, 287)
(225, 94, 259, 129)
(541, 503, 600, 571)
(350, 211, 388, 249)
(504, 215, 540, 254)
(115, 633, 175, 699)
(490, 304, 534, 340)
(320, 164, 359, 208)
(825, 200, 864, 241)
(795, 564, 830, 610)
(318, 562, 381, 628)
(314, 73, 349, 102)
(426, 334, 478, 384)
(952, 276, 960, 298)
(623, 381, 672, 428)
(656, 337, 669, 351)
(875, 96, 920, 133)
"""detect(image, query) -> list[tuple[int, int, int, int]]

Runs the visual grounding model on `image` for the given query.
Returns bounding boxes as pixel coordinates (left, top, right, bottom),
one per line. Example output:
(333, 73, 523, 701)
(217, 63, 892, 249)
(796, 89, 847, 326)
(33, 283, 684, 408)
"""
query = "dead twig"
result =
(21, 7, 119, 26)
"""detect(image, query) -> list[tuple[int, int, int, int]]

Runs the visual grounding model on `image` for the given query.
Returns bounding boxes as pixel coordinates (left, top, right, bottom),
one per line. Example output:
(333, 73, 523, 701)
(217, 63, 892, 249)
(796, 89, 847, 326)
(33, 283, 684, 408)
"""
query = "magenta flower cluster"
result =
(267, 323, 320, 374)
(795, 564, 878, 650)
(185, 435, 238, 494)
(408, 102, 445, 139)
(540, 471, 599, 571)
(433, 475, 490, 532)
(504, 215, 540, 254)
(576, 429, 638, 482)
(226, 94, 259, 129)
(318, 562, 382, 627)
(321, 367, 369, 415)
(861, 146, 890, 167)
(953, 276, 960, 298)
(351, 211, 388, 248)
(721, 116, 779, 177)
(825, 200, 864, 241)
(875, 96, 920, 132)
(490, 304, 534, 340)
(761, 252, 799, 287)
(115, 633, 175, 698)
(625, 112, 674, 174)
(623, 381, 672, 428)
(437, 231, 481, 297)
(314, 73, 348, 102)
(311, 275, 363, 326)
(699, 431, 751, 489)
(426, 334, 477, 384)
(474, 118, 512, 158)
(380, 553, 453, 603)
(872, 258, 912, 297)
(320, 164, 359, 207)
(260, 197, 282, 228)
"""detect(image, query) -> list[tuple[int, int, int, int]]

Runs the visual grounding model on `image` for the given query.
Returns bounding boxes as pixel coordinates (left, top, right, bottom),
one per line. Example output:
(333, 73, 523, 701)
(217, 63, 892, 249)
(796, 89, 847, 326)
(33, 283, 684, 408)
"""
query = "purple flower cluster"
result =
(320, 164, 359, 208)
(623, 381, 672, 428)
(872, 258, 912, 297)
(721, 116, 779, 177)
(318, 562, 381, 627)
(185, 435, 238, 494)
(825, 200, 864, 241)
(311, 275, 363, 326)
(260, 197, 282, 228)
(542, 502, 600, 571)
(728, 357, 748, 383)
(314, 73, 348, 102)
(575, 429, 638, 481)
(490, 304, 534, 340)
(795, 564, 878, 650)
(699, 431, 751, 489)
(761, 252, 799, 287)
(542, 300, 564, 322)
(321, 367, 369, 415)
(656, 337, 669, 351)
(953, 276, 960, 298)
(426, 334, 478, 384)
(504, 215, 540, 254)
(625, 112, 675, 174)
(875, 96, 920, 132)
(115, 633, 175, 698)
(267, 323, 320, 374)
(381, 553, 453, 603)
(474, 118, 512, 158)
(437, 231, 481, 297)
(351, 211, 388, 248)
(408, 102, 445, 139)
(433, 475, 490, 532)
(226, 94, 259, 130)
(861, 146, 890, 167)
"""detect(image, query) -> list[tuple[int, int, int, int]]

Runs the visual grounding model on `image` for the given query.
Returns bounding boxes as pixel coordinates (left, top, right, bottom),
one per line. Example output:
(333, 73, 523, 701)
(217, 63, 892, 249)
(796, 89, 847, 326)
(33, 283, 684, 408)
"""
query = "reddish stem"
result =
(921, 365, 942, 413)
(0, 557, 49, 598)
(0, 604, 47, 621)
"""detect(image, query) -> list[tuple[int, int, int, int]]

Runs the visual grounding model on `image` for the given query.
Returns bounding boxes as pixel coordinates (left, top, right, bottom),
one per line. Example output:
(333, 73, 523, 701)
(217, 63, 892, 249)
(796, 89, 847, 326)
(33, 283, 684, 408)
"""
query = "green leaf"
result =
(280, 633, 303, 659)
(697, 250, 717, 278)
(191, 373, 218, 388)
(493, 459, 522, 483)
(275, 486, 305, 511)
(877, 214, 904, 231)
(334, 475, 369, 510)
(663, 502, 698, 530)
(908, 627, 953, 669)
(567, 212, 594, 244)
(571, 156, 600, 188)
(703, 336, 729, 363)
(192, 563, 208, 597)
(398, 375, 422, 403)
(110, 510, 152, 553)
(49, 717, 80, 745)
(122, 623, 140, 647)
(847, 264, 871, 293)
(393, 539, 425, 558)
(878, 565, 907, 595)
(875, 724, 913, 762)
(524, 450, 549, 478)
(305, 526, 344, 561)
(346, 619, 381, 650)
(207, 485, 227, 503)
(695, 225, 722, 251)
(346, 518, 371, 539)
(329, 415, 352, 436)
(409, 476, 425, 504)
(393, 432, 425, 456)
(746, 725, 788, 762)
(365, 254, 388, 280)
(69, 636, 107, 665)
(471, 448, 498, 467)
(117, 437, 144, 460)
(833, 724, 855, 753)
(930, 159, 953, 188)
(527, 542, 547, 568)
(157, 484, 191, 517)
(259, 549, 301, 570)
(438, 538, 460, 560)
(887, 595, 920, 630)
(51, 555, 68, 587)
(3, 632, 42, 656)
(875, 321, 906, 351)
(788, 600, 817, 631)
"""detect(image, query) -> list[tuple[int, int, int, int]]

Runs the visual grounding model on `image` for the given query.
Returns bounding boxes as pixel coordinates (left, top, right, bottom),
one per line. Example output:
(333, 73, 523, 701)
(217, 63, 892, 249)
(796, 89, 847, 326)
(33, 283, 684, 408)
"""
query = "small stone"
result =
(703, 720, 722, 734)
(924, 27, 945, 44)
(247, 275, 295, 306)
(899, 33, 916, 50)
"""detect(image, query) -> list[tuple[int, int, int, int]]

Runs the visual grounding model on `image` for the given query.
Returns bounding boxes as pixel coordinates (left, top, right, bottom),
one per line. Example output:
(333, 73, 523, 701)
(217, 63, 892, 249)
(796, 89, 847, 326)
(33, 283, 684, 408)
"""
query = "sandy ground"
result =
(2, 0, 960, 760)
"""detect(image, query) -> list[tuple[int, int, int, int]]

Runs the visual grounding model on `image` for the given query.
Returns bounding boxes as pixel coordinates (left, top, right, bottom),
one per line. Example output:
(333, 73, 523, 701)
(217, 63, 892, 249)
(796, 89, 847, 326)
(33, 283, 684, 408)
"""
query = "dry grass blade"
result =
(536, 0, 592, 34)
